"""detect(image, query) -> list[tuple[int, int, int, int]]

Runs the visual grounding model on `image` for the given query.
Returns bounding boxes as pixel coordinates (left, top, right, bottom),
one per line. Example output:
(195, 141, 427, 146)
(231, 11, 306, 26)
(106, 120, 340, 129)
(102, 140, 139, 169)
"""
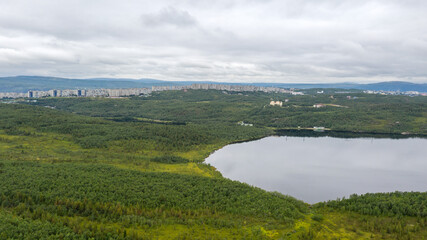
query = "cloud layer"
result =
(1, 0, 427, 83)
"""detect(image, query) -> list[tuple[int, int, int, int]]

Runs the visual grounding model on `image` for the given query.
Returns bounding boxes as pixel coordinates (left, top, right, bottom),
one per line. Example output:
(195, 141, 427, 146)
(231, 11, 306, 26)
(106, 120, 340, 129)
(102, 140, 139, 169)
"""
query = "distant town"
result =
(0, 83, 304, 99)
(363, 90, 426, 96)
(0, 83, 425, 99)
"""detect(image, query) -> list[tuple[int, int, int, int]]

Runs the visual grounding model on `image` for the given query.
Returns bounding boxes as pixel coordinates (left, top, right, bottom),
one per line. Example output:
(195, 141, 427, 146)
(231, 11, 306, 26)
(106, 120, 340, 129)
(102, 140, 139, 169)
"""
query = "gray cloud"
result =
(0, 0, 426, 83)
(141, 7, 197, 28)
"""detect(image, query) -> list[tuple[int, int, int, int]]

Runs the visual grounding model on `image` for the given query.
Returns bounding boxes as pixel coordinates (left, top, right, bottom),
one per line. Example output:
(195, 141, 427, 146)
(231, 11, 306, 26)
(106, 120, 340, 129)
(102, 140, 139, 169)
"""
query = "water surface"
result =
(205, 136, 427, 203)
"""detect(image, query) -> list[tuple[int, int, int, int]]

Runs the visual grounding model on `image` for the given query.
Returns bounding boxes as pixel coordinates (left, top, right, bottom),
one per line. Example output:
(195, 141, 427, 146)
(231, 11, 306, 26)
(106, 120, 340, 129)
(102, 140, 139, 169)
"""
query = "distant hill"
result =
(252, 81, 427, 92)
(0, 76, 426, 93)
(362, 81, 427, 92)
(0, 76, 249, 92)
(0, 76, 179, 93)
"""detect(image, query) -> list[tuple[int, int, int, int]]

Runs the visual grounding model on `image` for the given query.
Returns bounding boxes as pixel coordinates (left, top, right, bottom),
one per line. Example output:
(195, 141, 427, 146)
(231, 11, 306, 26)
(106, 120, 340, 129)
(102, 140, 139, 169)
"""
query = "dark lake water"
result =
(205, 136, 427, 203)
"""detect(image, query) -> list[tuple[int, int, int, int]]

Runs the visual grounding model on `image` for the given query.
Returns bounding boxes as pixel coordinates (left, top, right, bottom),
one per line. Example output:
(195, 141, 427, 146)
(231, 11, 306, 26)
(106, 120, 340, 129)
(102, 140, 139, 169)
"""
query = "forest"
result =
(26, 89, 427, 135)
(0, 89, 426, 239)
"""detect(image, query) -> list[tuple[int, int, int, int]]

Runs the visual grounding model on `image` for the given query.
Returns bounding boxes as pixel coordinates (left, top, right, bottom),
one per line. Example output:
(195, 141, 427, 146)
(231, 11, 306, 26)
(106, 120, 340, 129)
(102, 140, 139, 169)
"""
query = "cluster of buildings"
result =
(24, 88, 153, 98)
(0, 92, 27, 98)
(269, 99, 289, 106)
(187, 83, 295, 94)
(363, 90, 426, 96)
(237, 121, 253, 127)
(270, 101, 283, 106)
(0, 83, 305, 99)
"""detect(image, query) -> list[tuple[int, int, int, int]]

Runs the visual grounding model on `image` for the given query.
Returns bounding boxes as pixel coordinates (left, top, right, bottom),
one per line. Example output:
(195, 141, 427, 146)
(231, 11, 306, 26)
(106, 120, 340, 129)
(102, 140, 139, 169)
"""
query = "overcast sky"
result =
(1, 0, 427, 83)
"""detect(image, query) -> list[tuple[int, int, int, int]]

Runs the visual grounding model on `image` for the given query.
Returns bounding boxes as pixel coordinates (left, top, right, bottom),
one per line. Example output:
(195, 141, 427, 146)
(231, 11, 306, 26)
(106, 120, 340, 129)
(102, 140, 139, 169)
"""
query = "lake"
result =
(205, 136, 427, 203)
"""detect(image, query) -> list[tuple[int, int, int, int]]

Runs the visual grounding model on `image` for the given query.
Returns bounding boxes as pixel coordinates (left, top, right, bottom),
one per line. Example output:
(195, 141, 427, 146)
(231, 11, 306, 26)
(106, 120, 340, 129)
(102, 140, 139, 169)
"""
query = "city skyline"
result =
(0, 83, 298, 99)
(2, 82, 425, 99)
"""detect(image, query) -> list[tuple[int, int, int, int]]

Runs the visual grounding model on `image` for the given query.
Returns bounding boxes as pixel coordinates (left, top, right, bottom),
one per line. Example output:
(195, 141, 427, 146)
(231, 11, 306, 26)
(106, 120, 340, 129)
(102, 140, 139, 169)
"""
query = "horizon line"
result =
(1, 75, 427, 85)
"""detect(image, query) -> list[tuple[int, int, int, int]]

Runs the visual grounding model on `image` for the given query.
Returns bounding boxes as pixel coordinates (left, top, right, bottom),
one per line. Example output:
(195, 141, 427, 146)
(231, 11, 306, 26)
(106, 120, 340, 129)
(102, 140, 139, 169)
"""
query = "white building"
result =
(270, 100, 283, 106)
(313, 104, 325, 108)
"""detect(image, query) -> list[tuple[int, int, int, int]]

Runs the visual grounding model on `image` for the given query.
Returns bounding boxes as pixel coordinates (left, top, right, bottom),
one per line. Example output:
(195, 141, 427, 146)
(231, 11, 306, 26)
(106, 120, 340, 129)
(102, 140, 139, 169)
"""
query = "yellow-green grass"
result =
(0, 129, 223, 177)
(4, 203, 424, 240)
(135, 117, 174, 123)
(303, 209, 427, 240)
(114, 162, 221, 178)
(290, 213, 372, 239)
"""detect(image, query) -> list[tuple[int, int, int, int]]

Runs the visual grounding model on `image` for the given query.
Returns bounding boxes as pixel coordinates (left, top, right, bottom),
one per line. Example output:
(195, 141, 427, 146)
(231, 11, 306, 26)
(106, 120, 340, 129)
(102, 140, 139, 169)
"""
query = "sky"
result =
(0, 0, 427, 83)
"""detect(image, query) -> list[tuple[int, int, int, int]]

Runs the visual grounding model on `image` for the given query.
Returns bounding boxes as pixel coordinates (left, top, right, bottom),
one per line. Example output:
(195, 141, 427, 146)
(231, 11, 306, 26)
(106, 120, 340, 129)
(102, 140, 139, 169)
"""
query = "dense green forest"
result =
(27, 90, 427, 134)
(314, 192, 427, 239)
(319, 192, 427, 217)
(1, 89, 426, 239)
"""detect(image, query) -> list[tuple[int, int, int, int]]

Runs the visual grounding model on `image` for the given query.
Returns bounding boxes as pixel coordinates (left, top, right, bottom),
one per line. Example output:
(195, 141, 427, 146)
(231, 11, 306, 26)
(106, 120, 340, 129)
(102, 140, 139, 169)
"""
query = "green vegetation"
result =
(0, 161, 308, 239)
(0, 89, 426, 239)
(28, 90, 427, 135)
(314, 193, 427, 239)
(0, 103, 270, 164)
(319, 192, 427, 217)
(150, 155, 190, 164)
